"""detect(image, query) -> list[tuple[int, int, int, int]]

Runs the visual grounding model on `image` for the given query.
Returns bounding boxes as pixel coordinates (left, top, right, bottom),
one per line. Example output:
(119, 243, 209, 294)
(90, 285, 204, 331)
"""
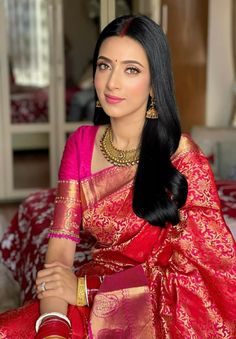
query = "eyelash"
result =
(126, 67, 140, 74)
(96, 62, 110, 70)
(96, 62, 141, 75)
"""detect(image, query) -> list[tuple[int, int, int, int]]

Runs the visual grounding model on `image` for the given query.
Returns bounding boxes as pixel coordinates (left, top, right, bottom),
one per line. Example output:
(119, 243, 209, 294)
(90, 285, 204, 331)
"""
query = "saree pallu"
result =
(0, 126, 236, 338)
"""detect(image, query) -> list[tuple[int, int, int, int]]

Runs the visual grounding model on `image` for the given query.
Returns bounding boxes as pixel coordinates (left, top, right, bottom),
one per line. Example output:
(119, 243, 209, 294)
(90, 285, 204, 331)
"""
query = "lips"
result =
(105, 94, 124, 104)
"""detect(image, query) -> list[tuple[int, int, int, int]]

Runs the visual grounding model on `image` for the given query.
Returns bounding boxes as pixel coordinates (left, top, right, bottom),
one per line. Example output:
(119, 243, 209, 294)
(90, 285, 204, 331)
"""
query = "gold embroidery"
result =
(79, 135, 236, 337)
(171, 134, 199, 161)
(48, 180, 81, 241)
(58, 179, 79, 184)
(81, 165, 136, 209)
(55, 196, 81, 203)
(48, 229, 80, 240)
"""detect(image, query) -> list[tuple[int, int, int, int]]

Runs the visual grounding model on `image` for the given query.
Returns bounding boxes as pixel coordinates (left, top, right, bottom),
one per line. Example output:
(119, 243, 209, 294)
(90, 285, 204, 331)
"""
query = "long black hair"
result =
(92, 15, 188, 227)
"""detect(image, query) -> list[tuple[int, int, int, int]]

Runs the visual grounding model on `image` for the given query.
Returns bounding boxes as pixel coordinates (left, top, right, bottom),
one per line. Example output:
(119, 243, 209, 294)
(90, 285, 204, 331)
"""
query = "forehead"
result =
(98, 36, 149, 64)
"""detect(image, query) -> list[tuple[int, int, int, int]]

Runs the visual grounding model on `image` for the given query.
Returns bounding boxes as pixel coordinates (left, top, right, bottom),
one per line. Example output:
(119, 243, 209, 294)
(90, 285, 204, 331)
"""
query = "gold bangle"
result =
(76, 277, 87, 306)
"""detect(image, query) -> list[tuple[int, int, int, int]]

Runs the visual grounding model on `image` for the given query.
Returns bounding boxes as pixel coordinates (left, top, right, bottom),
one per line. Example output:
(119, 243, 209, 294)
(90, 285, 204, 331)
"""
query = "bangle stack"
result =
(35, 312, 71, 338)
(35, 275, 104, 337)
(76, 275, 103, 307)
(86, 275, 103, 306)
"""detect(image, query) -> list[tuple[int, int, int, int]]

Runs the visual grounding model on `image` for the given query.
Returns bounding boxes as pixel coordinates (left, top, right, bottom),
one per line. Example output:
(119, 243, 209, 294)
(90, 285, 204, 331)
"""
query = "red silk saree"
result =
(0, 125, 235, 338)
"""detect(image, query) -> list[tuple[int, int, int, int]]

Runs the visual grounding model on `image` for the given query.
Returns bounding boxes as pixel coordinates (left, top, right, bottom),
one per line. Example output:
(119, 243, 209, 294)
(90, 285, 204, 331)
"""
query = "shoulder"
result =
(172, 133, 202, 161)
(172, 134, 220, 209)
(171, 133, 210, 170)
(172, 133, 210, 173)
(67, 124, 100, 165)
(69, 125, 99, 145)
(58, 125, 99, 180)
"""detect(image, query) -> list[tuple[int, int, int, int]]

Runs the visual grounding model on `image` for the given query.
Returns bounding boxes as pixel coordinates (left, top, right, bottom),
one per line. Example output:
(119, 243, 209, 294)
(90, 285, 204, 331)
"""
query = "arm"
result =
(36, 238, 76, 315)
(35, 130, 82, 336)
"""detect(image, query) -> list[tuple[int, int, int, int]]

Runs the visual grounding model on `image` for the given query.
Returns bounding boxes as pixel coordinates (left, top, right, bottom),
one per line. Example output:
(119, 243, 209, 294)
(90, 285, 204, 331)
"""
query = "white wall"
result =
(206, 0, 234, 126)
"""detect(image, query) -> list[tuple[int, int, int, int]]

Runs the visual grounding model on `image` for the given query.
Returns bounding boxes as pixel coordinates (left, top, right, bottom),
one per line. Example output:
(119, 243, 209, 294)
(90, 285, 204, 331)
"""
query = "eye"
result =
(126, 66, 140, 74)
(96, 62, 111, 71)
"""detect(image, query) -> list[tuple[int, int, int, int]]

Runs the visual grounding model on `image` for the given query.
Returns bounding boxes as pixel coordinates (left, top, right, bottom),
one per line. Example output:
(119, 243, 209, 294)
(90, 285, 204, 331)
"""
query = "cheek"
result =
(94, 72, 104, 93)
(127, 78, 150, 98)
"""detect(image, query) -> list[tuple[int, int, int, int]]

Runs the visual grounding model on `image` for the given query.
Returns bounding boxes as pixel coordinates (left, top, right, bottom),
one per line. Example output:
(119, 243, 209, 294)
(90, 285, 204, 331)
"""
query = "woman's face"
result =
(94, 36, 152, 123)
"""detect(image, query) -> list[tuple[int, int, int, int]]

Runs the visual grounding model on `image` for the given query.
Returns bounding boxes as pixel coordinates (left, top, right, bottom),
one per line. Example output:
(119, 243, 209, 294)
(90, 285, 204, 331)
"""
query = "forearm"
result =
(37, 238, 76, 314)
(40, 297, 68, 315)
(45, 238, 76, 267)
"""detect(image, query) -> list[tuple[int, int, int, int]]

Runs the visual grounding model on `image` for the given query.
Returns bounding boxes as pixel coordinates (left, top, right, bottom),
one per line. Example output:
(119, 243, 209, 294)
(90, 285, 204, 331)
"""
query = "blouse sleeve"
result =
(143, 147, 236, 337)
(48, 130, 82, 243)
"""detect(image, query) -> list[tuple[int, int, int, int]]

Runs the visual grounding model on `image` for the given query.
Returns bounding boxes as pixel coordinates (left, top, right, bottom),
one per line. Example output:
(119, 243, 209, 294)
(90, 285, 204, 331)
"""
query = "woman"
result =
(0, 14, 235, 339)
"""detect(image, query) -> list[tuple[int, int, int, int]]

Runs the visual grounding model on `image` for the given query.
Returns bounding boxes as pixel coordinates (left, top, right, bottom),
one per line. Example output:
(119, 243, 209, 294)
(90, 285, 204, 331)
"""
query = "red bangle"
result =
(35, 317, 71, 339)
(86, 275, 103, 306)
(36, 323, 70, 338)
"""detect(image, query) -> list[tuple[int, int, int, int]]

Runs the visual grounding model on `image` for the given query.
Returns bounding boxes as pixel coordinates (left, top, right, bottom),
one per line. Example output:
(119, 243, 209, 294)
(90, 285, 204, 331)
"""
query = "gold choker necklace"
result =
(100, 126, 140, 166)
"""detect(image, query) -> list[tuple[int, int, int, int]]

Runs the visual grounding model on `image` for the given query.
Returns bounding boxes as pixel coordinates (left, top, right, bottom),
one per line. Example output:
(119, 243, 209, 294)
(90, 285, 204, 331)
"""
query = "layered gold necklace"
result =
(100, 125, 140, 166)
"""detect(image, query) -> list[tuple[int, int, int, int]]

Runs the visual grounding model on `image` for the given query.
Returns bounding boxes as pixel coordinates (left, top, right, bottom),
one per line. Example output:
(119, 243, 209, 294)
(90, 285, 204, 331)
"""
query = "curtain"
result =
(4, 0, 49, 87)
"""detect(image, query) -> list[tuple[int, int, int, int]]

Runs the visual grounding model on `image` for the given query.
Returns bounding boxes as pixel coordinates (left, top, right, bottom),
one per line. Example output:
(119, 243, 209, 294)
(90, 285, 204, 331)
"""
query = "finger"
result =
(37, 282, 65, 299)
(36, 280, 48, 294)
(44, 262, 71, 270)
(36, 271, 62, 288)
(36, 267, 56, 279)
(36, 271, 55, 287)
(37, 287, 76, 305)
(36, 265, 66, 281)
(36, 267, 75, 294)
(37, 278, 68, 296)
(38, 265, 70, 278)
(36, 279, 59, 295)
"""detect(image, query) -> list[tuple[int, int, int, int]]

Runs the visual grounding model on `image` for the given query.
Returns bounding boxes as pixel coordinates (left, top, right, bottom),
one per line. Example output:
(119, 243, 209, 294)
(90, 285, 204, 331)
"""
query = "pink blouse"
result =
(48, 125, 99, 242)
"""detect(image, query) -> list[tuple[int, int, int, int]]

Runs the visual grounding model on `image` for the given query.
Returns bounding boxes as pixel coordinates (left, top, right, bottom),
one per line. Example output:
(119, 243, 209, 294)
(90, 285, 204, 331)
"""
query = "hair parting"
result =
(119, 17, 134, 37)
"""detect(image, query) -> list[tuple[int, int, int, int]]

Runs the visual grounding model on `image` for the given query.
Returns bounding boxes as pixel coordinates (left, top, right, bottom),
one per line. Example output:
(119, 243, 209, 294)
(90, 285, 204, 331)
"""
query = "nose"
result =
(106, 68, 120, 91)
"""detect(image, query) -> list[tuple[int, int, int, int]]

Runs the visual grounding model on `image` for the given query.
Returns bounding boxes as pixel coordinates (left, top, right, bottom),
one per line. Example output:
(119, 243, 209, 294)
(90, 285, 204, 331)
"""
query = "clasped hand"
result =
(36, 261, 77, 305)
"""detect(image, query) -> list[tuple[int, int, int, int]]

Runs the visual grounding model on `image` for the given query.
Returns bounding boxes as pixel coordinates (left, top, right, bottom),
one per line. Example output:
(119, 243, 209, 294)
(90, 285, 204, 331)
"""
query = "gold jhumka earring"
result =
(146, 97, 158, 119)
(96, 100, 102, 108)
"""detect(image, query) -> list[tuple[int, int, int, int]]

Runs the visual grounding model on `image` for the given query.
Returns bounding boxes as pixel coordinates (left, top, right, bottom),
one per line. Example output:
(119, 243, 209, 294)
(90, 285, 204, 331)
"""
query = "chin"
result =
(102, 107, 125, 119)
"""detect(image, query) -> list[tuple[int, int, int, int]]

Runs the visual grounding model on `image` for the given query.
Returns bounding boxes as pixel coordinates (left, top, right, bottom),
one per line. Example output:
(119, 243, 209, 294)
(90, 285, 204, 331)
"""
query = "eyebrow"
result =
(97, 56, 144, 68)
